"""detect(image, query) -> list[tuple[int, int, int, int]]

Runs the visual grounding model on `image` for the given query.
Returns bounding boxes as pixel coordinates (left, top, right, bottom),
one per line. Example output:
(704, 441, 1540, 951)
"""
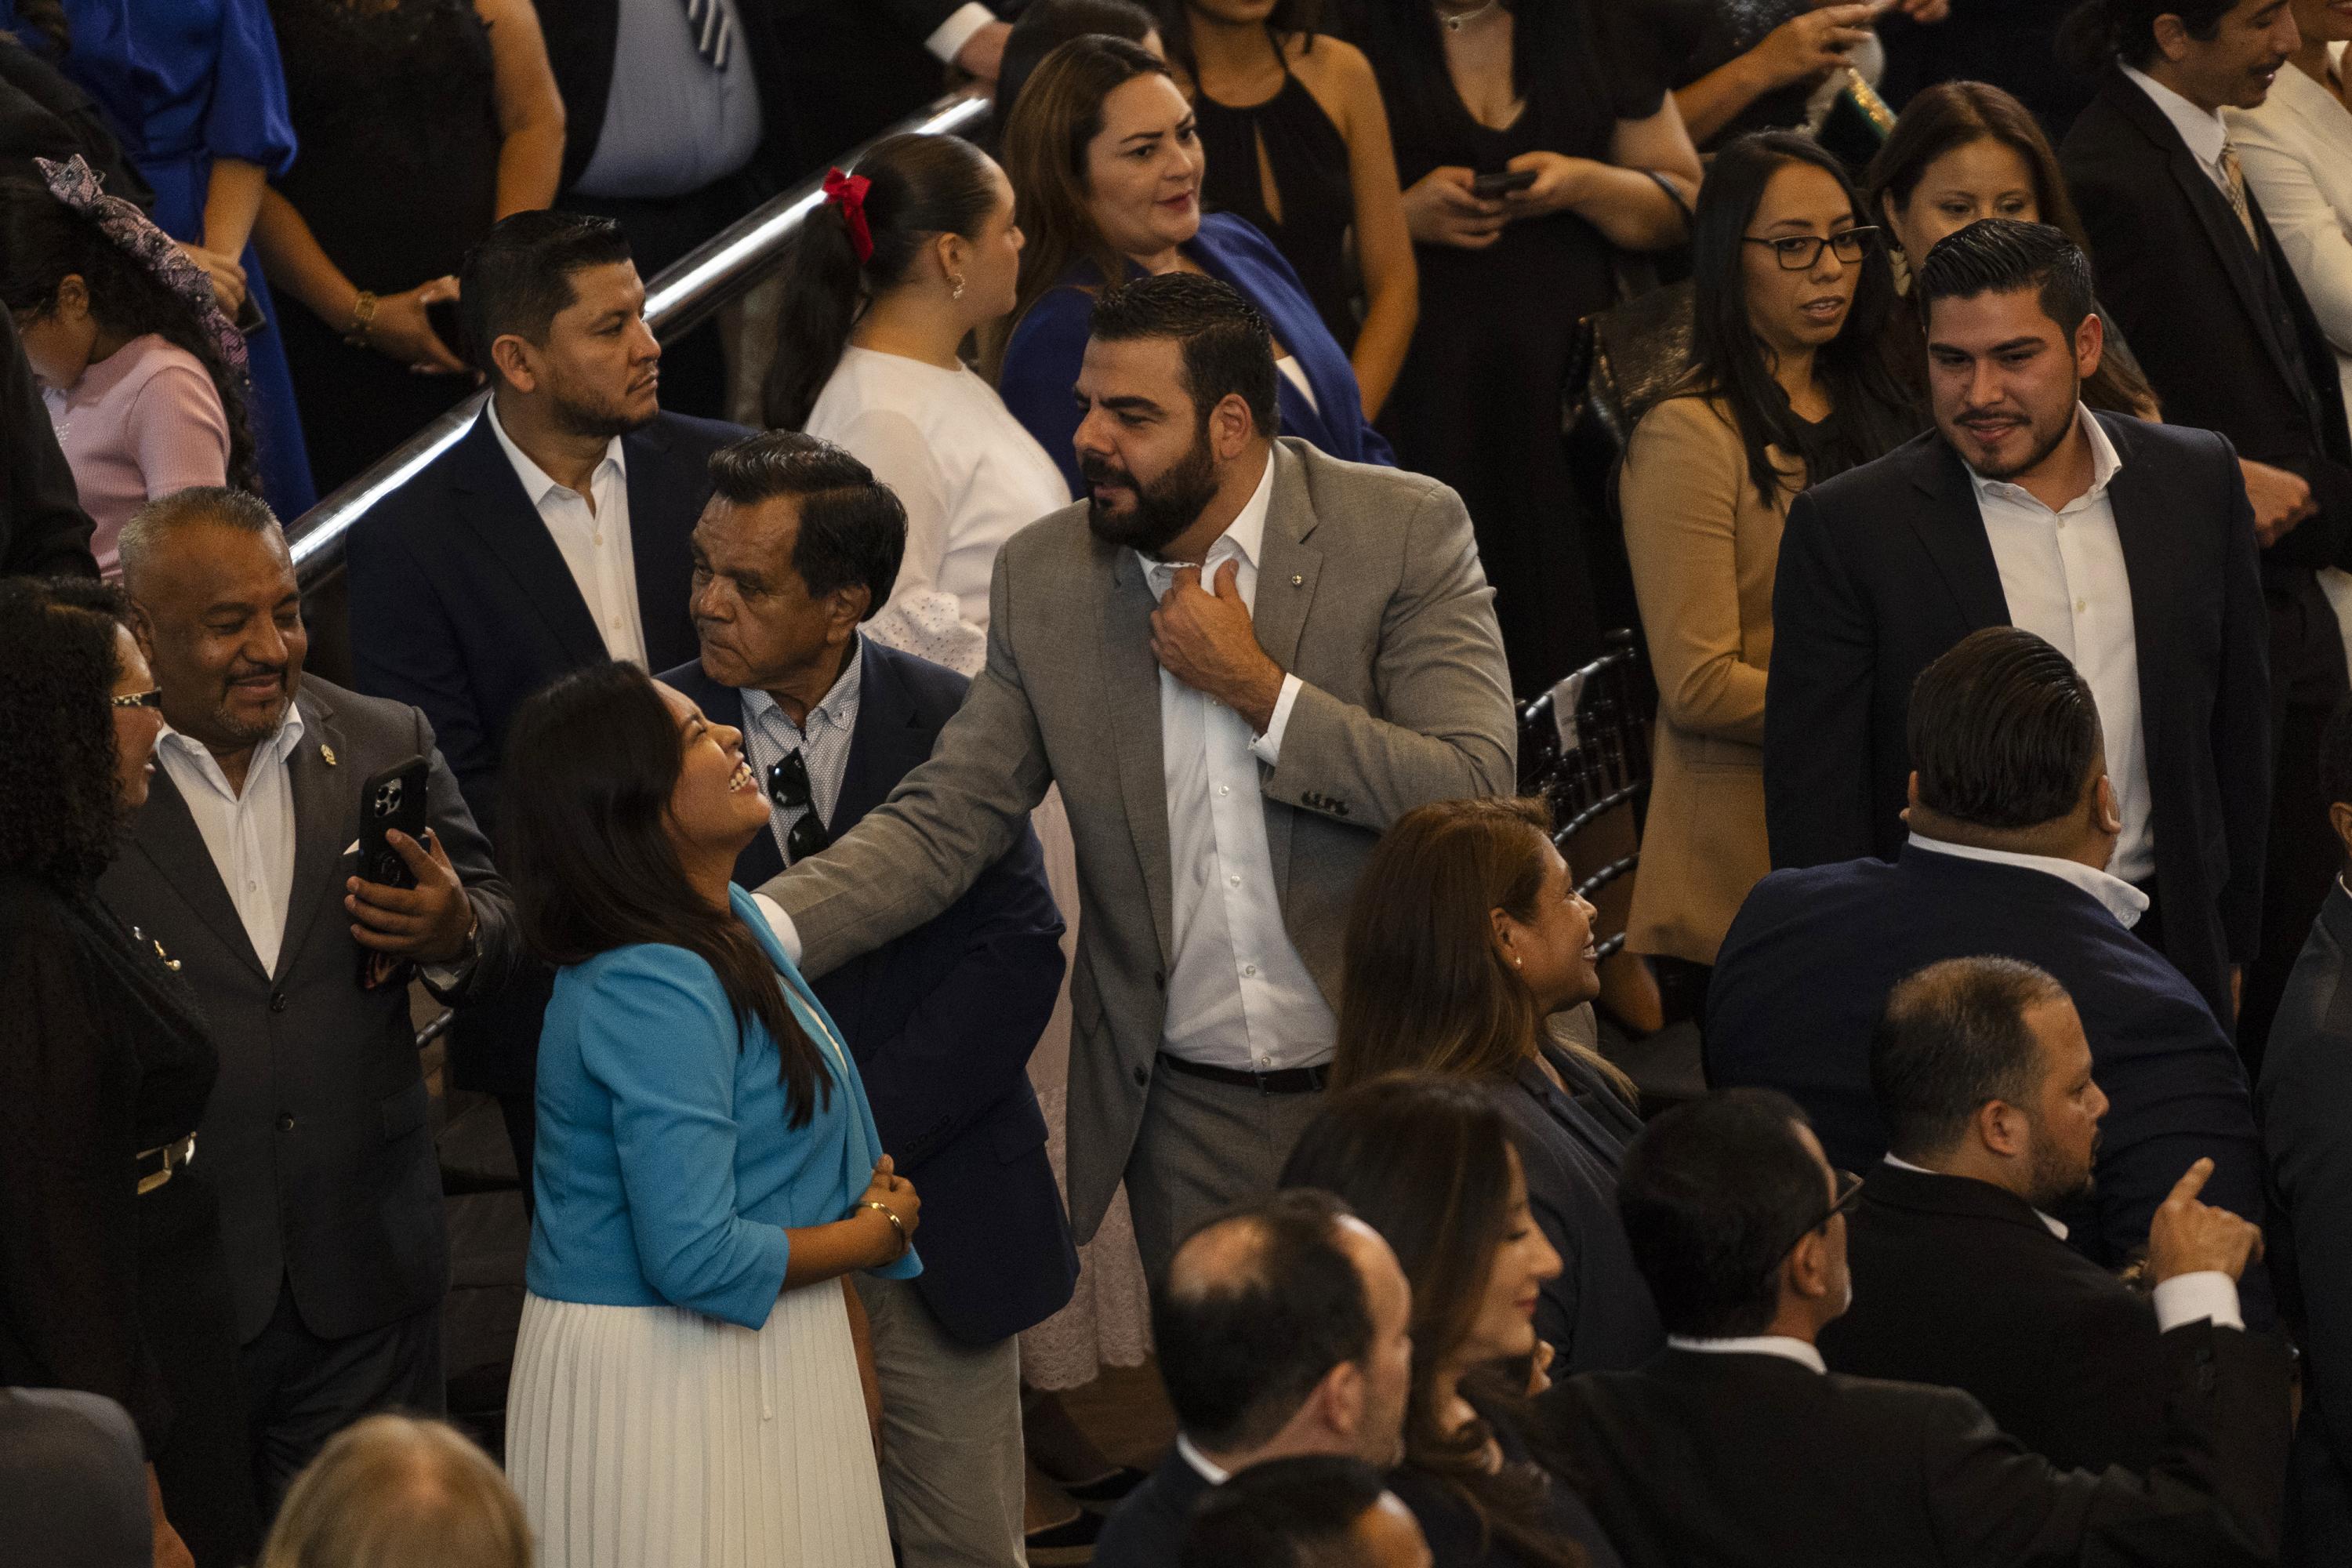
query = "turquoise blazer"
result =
(525, 885, 921, 1329)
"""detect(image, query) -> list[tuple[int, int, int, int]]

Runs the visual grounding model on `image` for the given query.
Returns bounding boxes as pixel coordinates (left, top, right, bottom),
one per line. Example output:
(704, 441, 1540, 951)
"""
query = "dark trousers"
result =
(499, 1087, 538, 1218)
(240, 1276, 444, 1517)
(560, 174, 757, 420)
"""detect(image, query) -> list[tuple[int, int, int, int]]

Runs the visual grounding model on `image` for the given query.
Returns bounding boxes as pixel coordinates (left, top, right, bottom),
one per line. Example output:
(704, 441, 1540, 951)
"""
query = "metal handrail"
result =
(285, 88, 994, 591)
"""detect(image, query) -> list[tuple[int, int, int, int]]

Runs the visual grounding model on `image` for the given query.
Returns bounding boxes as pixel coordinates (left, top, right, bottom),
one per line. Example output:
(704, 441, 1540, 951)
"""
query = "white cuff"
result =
(1249, 674, 1305, 767)
(924, 2, 996, 62)
(752, 891, 804, 966)
(2152, 1271, 2245, 1333)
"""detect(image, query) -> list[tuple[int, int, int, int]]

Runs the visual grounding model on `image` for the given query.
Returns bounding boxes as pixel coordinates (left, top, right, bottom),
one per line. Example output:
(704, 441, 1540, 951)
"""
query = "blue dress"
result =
(998, 210, 1394, 497)
(6, 0, 318, 517)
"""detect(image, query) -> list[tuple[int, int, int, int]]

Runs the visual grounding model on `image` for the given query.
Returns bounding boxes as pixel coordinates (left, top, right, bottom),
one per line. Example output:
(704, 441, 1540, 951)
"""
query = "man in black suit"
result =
(1537, 1088, 2290, 1568)
(99, 490, 519, 1504)
(1822, 956, 2264, 1473)
(1097, 1190, 1414, 1568)
(1180, 1457, 1432, 1568)
(2258, 699, 2352, 1563)
(1765, 218, 2269, 1030)
(346, 210, 746, 1202)
(2059, 0, 2350, 1058)
(1720, 628, 2273, 1319)
(659, 432, 1072, 1568)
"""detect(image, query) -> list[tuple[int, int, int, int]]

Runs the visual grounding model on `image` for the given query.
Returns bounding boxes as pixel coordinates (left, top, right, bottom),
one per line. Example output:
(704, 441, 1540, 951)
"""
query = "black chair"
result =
(1516, 632, 1657, 963)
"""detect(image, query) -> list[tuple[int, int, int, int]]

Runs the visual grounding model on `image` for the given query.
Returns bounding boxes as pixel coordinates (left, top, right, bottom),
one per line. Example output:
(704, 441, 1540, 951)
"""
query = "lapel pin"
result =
(320, 744, 337, 768)
(1290, 575, 1304, 587)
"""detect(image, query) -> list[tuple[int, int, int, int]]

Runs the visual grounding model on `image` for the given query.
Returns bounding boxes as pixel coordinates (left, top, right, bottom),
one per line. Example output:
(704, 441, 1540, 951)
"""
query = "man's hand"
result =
(954, 20, 1010, 82)
(2241, 457, 2316, 548)
(2146, 1157, 2264, 1283)
(1150, 562, 1286, 734)
(347, 828, 477, 973)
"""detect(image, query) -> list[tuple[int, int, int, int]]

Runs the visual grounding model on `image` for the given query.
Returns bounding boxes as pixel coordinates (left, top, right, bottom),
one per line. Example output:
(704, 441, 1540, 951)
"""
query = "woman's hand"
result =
(175, 242, 247, 316)
(856, 1156, 921, 1265)
(365, 277, 468, 376)
(1501, 151, 1602, 220)
(1750, 3, 1877, 90)
(1524, 1338, 1556, 1397)
(1402, 165, 1508, 249)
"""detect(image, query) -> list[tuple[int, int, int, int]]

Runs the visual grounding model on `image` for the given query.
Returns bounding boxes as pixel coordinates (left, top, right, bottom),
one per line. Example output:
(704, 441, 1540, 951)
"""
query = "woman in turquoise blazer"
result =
(496, 659, 920, 1568)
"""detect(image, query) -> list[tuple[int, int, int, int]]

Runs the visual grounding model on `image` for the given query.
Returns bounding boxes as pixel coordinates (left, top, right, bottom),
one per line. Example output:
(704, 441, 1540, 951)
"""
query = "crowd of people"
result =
(8, 0, 2352, 1564)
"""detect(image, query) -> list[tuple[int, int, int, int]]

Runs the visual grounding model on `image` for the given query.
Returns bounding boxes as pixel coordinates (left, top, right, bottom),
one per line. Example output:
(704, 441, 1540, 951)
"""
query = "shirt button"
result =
(1218, 784, 1232, 797)
(277, 1113, 296, 1132)
(1243, 964, 1258, 977)
(2075, 598, 2089, 613)
(1229, 873, 1242, 887)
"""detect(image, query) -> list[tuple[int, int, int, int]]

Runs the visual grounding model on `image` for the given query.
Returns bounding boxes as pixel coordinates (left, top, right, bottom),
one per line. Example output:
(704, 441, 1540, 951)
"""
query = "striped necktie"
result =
(681, 0, 733, 71)
(2217, 143, 2260, 249)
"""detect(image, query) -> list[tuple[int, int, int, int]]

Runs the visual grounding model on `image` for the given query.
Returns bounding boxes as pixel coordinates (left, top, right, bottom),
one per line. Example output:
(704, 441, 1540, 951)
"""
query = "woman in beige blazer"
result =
(1623, 132, 1918, 975)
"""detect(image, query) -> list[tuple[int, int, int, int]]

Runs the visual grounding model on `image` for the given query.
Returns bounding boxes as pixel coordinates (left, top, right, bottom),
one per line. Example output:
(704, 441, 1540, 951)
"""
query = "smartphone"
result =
(1470, 169, 1539, 199)
(424, 296, 466, 364)
(358, 756, 430, 891)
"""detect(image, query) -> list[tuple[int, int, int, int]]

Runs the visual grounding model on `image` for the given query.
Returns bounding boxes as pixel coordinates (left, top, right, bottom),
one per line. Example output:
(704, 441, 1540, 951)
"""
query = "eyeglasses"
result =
(111, 689, 164, 710)
(765, 750, 833, 862)
(1765, 1168, 1865, 1276)
(1743, 227, 1882, 270)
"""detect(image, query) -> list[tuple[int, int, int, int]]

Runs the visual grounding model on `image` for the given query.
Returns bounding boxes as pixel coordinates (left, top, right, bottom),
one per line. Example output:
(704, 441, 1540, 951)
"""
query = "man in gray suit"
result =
(760, 274, 1515, 1273)
(100, 488, 518, 1510)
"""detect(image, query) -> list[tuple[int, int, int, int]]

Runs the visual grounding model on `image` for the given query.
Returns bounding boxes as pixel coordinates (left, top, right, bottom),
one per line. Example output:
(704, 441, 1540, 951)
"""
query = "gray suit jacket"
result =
(766, 438, 1515, 1239)
(97, 677, 517, 1345)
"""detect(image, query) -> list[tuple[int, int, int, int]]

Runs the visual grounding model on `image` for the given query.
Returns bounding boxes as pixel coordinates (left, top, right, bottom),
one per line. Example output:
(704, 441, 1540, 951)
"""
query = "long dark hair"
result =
(1280, 1076, 1586, 1568)
(0, 576, 131, 888)
(764, 132, 1005, 430)
(0, 180, 260, 493)
(1686, 132, 1919, 502)
(1152, 0, 1322, 84)
(1864, 81, 2160, 419)
(501, 662, 833, 1126)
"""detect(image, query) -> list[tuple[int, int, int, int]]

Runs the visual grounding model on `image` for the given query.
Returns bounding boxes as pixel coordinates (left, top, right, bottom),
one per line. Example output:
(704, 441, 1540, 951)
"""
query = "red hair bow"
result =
(823, 168, 874, 264)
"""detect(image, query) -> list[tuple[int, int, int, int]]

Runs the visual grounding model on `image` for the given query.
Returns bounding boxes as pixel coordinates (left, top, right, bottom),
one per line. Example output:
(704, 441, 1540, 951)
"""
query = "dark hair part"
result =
(1915, 218, 2096, 340)
(2323, 694, 2352, 823)
(0, 180, 260, 492)
(1088, 272, 1279, 436)
(1152, 0, 1321, 84)
(1280, 1076, 1582, 1568)
(2060, 0, 2237, 71)
(1685, 133, 1919, 502)
(460, 210, 634, 383)
(1872, 957, 2074, 1160)
(1153, 1190, 1374, 1452)
(1617, 1088, 1828, 1338)
(706, 432, 908, 617)
(500, 662, 833, 1123)
(764, 133, 1004, 430)
(1179, 1456, 1388, 1568)
(996, 0, 1160, 140)
(1907, 627, 2103, 830)
(117, 484, 284, 591)
(0, 575, 131, 886)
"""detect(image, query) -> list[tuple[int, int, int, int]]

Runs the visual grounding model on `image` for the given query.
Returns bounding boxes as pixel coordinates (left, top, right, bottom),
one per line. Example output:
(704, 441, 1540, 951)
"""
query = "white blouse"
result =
(804, 346, 1073, 677)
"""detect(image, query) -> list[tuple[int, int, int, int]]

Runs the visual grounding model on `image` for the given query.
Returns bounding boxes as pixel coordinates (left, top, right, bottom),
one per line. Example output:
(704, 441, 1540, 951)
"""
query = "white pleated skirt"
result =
(506, 1284, 892, 1568)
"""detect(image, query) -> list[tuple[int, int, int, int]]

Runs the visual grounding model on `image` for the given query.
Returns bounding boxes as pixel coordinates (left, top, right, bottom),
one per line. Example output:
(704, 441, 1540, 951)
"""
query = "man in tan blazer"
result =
(759, 274, 1515, 1274)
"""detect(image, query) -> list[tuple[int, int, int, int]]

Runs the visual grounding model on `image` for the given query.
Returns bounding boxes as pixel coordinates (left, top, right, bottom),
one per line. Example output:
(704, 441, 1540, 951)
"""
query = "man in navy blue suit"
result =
(661, 430, 1073, 1568)
(344, 211, 750, 1193)
(1714, 627, 2273, 1323)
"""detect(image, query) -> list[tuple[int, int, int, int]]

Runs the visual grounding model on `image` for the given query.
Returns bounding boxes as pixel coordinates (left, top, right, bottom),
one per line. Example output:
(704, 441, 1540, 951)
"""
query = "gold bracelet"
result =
(859, 1200, 908, 1259)
(343, 289, 379, 347)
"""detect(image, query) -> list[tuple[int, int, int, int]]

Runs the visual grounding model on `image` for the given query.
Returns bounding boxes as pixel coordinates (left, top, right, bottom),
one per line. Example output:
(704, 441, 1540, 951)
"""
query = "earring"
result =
(949, 275, 966, 300)
(1512, 954, 1523, 969)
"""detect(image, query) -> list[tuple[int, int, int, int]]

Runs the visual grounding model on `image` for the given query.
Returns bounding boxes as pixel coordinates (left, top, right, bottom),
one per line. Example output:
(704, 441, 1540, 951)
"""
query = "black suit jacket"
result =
(663, 641, 1077, 1344)
(2257, 882, 2352, 1563)
(1763, 414, 2270, 1022)
(345, 407, 741, 1092)
(1095, 1446, 1213, 1568)
(1708, 846, 2275, 1325)
(1820, 1162, 2176, 1473)
(1537, 1334, 2289, 1568)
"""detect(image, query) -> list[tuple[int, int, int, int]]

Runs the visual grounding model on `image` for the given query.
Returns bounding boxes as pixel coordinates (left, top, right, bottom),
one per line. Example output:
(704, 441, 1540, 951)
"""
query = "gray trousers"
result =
(851, 1273, 1025, 1568)
(1123, 1063, 1329, 1284)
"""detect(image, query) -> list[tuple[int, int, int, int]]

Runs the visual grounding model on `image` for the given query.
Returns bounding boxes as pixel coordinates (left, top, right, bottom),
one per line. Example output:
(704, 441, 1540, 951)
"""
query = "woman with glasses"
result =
(0, 576, 256, 1567)
(1620, 132, 1918, 1004)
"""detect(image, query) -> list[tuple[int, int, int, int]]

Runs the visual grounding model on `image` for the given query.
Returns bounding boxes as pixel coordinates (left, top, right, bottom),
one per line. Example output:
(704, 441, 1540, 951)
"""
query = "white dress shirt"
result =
(485, 400, 648, 667)
(1964, 405, 2154, 884)
(1904, 833, 2150, 928)
(1138, 454, 1328, 1072)
(156, 715, 307, 975)
(1174, 1433, 1230, 1485)
(2122, 63, 2241, 205)
(739, 637, 863, 867)
(1665, 1334, 1828, 1373)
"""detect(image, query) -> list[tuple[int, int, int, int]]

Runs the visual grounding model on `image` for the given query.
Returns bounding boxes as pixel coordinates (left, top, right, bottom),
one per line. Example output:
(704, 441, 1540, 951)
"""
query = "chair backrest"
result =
(1516, 634, 1657, 961)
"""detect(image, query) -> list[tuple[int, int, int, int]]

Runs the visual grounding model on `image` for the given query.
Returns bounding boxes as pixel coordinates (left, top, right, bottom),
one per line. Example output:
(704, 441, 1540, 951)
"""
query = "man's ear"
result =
(1787, 1231, 1835, 1303)
(127, 600, 158, 663)
(2151, 12, 2192, 65)
(2330, 800, 2352, 862)
(2072, 308, 2105, 382)
(489, 333, 538, 396)
(1210, 391, 1257, 459)
(2090, 771, 2122, 837)
(1975, 1097, 2030, 1159)
(826, 584, 873, 641)
(1316, 1359, 1367, 1442)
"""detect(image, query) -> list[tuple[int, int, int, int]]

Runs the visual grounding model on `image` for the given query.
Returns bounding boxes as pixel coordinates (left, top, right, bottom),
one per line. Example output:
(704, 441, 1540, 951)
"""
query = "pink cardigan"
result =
(42, 334, 231, 577)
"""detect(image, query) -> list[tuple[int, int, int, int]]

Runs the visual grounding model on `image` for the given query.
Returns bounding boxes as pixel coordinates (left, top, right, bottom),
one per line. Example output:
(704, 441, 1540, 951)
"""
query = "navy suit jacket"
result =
(1094, 1447, 1211, 1568)
(344, 405, 746, 1092)
(664, 641, 1078, 1345)
(1708, 845, 2274, 1326)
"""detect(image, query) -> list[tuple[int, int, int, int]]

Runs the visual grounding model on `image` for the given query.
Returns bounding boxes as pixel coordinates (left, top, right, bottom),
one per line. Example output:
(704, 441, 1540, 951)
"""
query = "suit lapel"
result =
(1252, 445, 1321, 889)
(1906, 442, 2009, 629)
(624, 419, 704, 672)
(274, 690, 352, 982)
(2097, 416, 2174, 782)
(833, 642, 931, 832)
(1103, 549, 1177, 967)
(451, 413, 609, 667)
(130, 766, 267, 981)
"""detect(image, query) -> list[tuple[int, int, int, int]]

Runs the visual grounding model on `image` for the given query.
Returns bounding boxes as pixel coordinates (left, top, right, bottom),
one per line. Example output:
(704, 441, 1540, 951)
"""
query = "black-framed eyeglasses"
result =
(1766, 1168, 1864, 1273)
(111, 688, 164, 710)
(1742, 227, 1882, 270)
(765, 750, 833, 862)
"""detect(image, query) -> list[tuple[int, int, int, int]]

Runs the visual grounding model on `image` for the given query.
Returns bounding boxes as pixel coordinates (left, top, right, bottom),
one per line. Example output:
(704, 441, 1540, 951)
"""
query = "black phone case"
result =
(358, 756, 430, 891)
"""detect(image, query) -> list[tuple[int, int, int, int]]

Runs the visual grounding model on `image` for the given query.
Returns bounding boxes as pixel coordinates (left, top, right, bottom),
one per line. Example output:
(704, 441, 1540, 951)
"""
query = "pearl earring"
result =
(1512, 954, 1523, 969)
(949, 275, 966, 300)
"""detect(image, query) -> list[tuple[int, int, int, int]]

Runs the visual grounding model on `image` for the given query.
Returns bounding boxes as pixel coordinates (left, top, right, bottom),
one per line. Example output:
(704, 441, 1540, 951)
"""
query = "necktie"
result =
(681, 0, 732, 71)
(2217, 143, 2260, 249)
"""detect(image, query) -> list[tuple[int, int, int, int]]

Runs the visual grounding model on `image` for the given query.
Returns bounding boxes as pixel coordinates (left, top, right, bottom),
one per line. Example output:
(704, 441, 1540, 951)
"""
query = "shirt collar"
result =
(485, 397, 626, 507)
(742, 634, 864, 736)
(1880, 1154, 2070, 1240)
(1905, 832, 2151, 929)
(157, 707, 307, 791)
(1134, 449, 1276, 586)
(1963, 403, 2122, 511)
(2122, 61, 2232, 169)
(1664, 1335, 1827, 1374)
(1174, 1432, 1230, 1485)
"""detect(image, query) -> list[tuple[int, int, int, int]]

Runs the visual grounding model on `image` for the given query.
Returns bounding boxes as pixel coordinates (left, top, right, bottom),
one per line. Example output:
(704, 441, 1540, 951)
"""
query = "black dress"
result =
(1646, 0, 1817, 147)
(1364, 2, 1664, 697)
(1195, 49, 1360, 351)
(1388, 1395, 1626, 1568)
(267, 0, 499, 493)
(0, 872, 256, 1566)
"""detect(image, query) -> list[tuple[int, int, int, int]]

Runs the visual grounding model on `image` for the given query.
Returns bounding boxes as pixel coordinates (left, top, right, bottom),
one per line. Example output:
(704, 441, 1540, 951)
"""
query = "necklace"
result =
(1436, 0, 1499, 31)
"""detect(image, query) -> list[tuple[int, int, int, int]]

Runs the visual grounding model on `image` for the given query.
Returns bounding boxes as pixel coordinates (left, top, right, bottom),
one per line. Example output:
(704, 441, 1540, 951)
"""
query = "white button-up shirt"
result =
(156, 714, 307, 975)
(1964, 407, 2154, 885)
(486, 399, 648, 667)
(1665, 1334, 1828, 1372)
(1137, 454, 1327, 1072)
(1905, 833, 2151, 928)
(2122, 63, 2241, 206)
(739, 639, 863, 867)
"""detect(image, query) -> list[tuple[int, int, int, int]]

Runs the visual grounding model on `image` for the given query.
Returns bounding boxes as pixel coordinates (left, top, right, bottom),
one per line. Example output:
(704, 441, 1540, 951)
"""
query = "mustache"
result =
(1077, 452, 1133, 487)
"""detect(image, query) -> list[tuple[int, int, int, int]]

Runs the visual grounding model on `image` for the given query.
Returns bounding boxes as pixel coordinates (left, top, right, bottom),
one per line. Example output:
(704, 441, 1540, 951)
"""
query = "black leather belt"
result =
(1156, 1054, 1330, 1096)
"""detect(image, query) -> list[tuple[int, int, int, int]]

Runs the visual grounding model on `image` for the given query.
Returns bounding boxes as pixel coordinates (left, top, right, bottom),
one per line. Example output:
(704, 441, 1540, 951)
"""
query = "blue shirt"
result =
(998, 211, 1395, 497)
(526, 884, 920, 1329)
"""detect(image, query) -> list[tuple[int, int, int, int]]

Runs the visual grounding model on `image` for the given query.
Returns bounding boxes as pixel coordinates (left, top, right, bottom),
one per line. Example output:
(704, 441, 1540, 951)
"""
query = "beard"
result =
(550, 375, 656, 441)
(2022, 1123, 2097, 1214)
(1083, 422, 1221, 557)
(1952, 379, 2081, 484)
